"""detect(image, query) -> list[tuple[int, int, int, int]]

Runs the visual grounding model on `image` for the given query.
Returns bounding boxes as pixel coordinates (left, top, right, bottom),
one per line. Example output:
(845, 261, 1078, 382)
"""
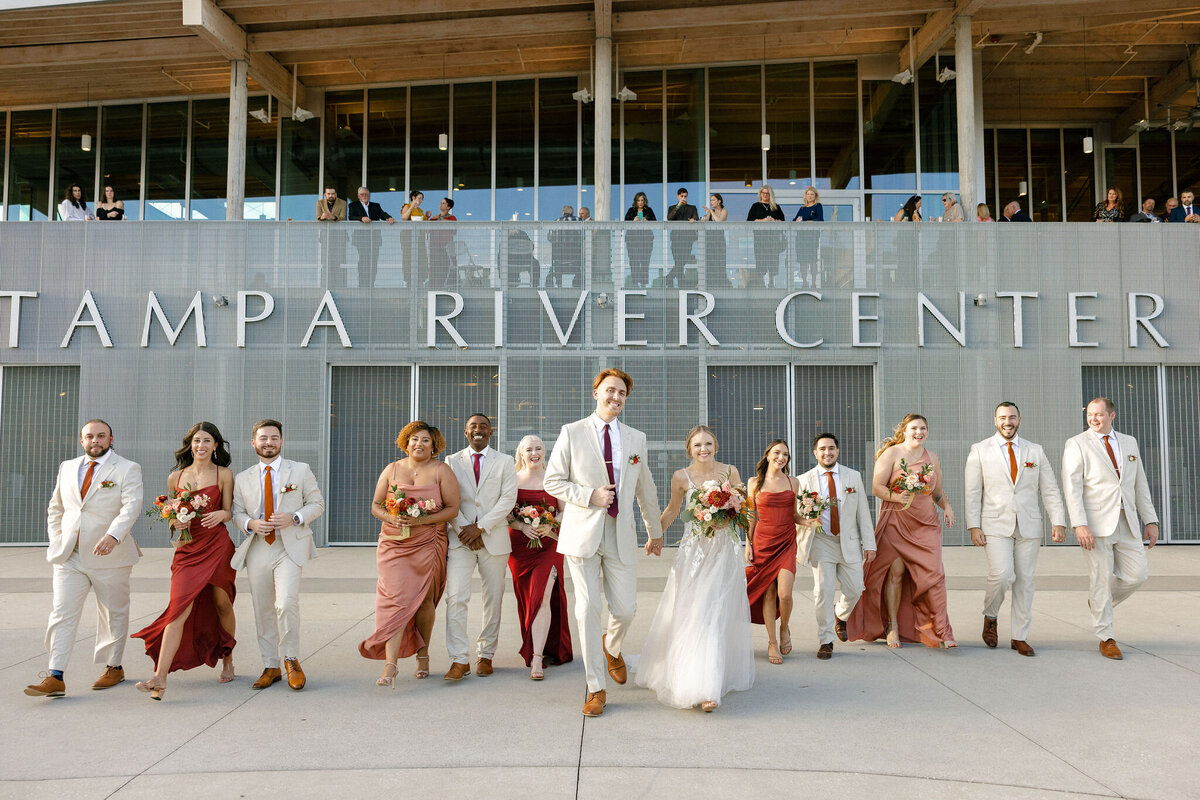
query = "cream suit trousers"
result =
(46, 552, 131, 672)
(809, 531, 863, 646)
(1083, 517, 1148, 640)
(982, 531, 1041, 641)
(565, 515, 637, 693)
(444, 546, 508, 664)
(244, 534, 303, 667)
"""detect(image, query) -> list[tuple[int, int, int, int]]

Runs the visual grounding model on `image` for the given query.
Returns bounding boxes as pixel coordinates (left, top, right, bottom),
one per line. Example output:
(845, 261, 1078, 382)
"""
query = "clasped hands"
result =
(248, 513, 293, 535)
(588, 483, 662, 556)
(458, 522, 485, 551)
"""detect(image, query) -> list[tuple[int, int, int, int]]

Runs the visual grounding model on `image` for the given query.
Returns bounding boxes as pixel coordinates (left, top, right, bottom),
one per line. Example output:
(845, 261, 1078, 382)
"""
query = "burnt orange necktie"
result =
(1103, 436, 1120, 478)
(1007, 442, 1018, 483)
(826, 471, 840, 535)
(264, 466, 276, 544)
(80, 460, 97, 497)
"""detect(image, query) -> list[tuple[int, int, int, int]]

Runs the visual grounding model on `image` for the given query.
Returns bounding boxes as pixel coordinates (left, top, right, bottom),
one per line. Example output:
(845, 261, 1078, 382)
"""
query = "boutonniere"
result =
(1127, 455, 1137, 463)
(1024, 461, 1036, 468)
(845, 486, 856, 494)
(629, 455, 641, 465)
(281, 483, 299, 493)
(99, 480, 117, 489)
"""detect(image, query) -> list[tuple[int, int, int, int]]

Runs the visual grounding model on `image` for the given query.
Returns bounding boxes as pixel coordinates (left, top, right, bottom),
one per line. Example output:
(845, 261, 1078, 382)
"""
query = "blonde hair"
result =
(875, 413, 928, 461)
(804, 186, 820, 203)
(514, 434, 546, 472)
(684, 425, 717, 459)
(977, 202, 991, 220)
(758, 184, 778, 211)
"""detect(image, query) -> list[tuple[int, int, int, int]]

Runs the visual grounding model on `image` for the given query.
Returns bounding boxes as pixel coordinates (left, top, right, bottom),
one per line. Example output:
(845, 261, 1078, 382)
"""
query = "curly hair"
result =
(173, 421, 232, 471)
(875, 414, 928, 461)
(395, 420, 446, 456)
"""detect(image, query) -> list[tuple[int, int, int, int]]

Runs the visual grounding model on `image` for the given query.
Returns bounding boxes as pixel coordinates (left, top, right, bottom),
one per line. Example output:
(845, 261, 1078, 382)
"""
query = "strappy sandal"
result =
(885, 621, 901, 649)
(219, 661, 235, 683)
(414, 656, 430, 679)
(136, 678, 165, 701)
(377, 662, 398, 688)
(779, 627, 793, 656)
(530, 654, 545, 681)
(700, 701, 718, 713)
(767, 642, 783, 665)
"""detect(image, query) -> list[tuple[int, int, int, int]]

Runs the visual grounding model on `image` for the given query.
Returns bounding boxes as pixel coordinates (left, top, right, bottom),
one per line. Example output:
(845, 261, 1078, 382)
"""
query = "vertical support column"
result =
(226, 58, 248, 220)
(594, 0, 613, 221)
(954, 15, 976, 214)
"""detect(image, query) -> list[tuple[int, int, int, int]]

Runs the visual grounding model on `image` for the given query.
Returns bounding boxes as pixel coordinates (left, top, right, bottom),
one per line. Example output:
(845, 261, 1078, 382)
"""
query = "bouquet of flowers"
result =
(509, 501, 560, 549)
(685, 475, 749, 540)
(797, 491, 835, 535)
(147, 484, 211, 544)
(888, 458, 935, 510)
(379, 484, 441, 538)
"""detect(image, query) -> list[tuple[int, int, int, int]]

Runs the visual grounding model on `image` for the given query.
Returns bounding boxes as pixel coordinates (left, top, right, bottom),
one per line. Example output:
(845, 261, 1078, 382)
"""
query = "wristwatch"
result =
(291, 513, 302, 526)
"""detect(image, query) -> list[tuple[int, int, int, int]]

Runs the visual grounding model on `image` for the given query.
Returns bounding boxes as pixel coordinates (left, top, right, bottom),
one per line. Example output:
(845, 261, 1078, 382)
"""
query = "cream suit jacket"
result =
(46, 453, 143, 569)
(446, 447, 519, 556)
(965, 436, 1066, 539)
(544, 417, 663, 565)
(1061, 430, 1157, 537)
(795, 465, 875, 566)
(231, 459, 325, 569)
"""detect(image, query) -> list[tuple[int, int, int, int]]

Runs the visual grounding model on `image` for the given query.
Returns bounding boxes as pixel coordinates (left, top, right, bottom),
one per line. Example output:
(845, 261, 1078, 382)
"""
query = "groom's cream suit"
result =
(544, 415, 662, 693)
(445, 445, 519, 667)
(796, 464, 874, 646)
(965, 434, 1066, 641)
(1061, 429, 1156, 640)
(45, 450, 143, 672)
(231, 458, 324, 668)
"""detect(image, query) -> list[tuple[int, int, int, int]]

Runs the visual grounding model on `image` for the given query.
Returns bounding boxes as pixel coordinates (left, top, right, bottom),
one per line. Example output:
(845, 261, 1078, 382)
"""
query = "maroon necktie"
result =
(1103, 436, 1120, 478)
(603, 424, 619, 518)
(826, 471, 840, 535)
(473, 452, 482, 485)
(264, 466, 276, 544)
(1007, 442, 1018, 483)
(80, 460, 98, 497)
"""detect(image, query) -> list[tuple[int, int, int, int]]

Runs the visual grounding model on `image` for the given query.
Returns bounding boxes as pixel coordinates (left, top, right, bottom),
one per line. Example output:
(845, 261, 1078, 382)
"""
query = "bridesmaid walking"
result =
(744, 439, 803, 664)
(507, 435, 573, 680)
(132, 422, 237, 700)
(848, 414, 957, 648)
(359, 421, 460, 687)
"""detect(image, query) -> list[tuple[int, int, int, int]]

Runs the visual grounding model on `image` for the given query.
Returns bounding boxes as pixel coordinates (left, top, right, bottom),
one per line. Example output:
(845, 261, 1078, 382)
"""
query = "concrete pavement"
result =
(2, 544, 1198, 800)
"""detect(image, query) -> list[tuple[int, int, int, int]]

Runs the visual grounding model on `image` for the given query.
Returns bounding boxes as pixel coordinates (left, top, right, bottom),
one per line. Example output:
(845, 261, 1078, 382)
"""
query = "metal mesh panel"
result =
(707, 365, 789, 486)
(416, 365, 500, 455)
(1165, 367, 1199, 541)
(794, 364, 876, 478)
(0, 366, 80, 544)
(329, 365, 412, 544)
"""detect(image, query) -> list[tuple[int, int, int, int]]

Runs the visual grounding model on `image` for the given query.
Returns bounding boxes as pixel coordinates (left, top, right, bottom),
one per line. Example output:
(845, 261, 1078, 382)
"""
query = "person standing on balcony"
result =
(1128, 197, 1159, 223)
(665, 188, 698, 288)
(316, 187, 348, 286)
(347, 187, 394, 289)
(623, 192, 656, 288)
(1167, 189, 1199, 222)
(747, 185, 785, 287)
(1093, 187, 1125, 222)
(700, 193, 729, 288)
(59, 184, 93, 221)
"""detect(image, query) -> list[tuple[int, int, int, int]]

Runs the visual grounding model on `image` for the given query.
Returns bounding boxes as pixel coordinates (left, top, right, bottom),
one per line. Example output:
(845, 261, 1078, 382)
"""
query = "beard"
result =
(254, 445, 280, 459)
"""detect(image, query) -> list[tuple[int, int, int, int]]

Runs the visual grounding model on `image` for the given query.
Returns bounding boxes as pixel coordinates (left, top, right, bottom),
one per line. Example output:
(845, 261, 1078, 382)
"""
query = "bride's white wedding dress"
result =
(635, 475, 755, 709)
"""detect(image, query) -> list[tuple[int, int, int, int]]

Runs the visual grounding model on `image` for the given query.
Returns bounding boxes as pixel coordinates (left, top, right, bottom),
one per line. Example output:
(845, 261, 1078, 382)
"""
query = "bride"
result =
(635, 426, 754, 711)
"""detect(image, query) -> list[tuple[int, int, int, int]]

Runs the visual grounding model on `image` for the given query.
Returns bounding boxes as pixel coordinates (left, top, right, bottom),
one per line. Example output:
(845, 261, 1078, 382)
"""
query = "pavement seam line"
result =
(1033, 606, 1200, 677)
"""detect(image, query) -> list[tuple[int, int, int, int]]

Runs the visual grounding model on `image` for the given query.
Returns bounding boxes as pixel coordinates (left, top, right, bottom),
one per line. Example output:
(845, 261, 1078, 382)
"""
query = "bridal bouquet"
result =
(888, 458, 935, 510)
(147, 484, 211, 544)
(380, 485, 441, 538)
(685, 475, 749, 540)
(797, 491, 835, 535)
(509, 501, 560, 549)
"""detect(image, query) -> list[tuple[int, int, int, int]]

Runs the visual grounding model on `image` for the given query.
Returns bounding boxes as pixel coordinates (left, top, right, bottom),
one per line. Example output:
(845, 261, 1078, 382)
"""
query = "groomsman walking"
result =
(1061, 397, 1158, 660)
(444, 414, 518, 680)
(545, 367, 663, 717)
(231, 419, 325, 690)
(964, 402, 1066, 656)
(26, 419, 143, 697)
(796, 433, 874, 660)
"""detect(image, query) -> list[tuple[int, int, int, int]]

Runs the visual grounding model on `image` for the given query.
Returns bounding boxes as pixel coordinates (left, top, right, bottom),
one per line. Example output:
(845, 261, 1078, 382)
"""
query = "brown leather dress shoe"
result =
(982, 617, 999, 648)
(283, 659, 306, 690)
(443, 662, 471, 681)
(252, 668, 282, 689)
(835, 618, 848, 642)
(1010, 640, 1035, 657)
(817, 643, 833, 660)
(602, 634, 626, 685)
(92, 666, 125, 690)
(582, 690, 607, 717)
(24, 674, 65, 697)
(475, 658, 494, 676)
(1099, 639, 1123, 660)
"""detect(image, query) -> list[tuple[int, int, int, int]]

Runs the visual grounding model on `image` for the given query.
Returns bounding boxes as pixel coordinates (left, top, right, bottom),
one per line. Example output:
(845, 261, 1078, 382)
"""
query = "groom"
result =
(545, 367, 663, 717)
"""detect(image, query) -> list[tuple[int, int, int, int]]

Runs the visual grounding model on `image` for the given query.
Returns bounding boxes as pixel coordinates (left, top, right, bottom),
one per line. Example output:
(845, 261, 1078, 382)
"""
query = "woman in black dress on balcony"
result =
(624, 192, 656, 288)
(747, 185, 785, 287)
(95, 186, 126, 221)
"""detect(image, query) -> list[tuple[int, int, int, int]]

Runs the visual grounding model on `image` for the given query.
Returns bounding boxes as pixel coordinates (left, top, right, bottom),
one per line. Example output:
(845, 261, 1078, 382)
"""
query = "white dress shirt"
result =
(245, 455, 303, 532)
(78, 448, 114, 488)
(59, 200, 90, 221)
(815, 462, 842, 532)
(467, 445, 492, 481)
(590, 414, 622, 488)
(995, 433, 1022, 468)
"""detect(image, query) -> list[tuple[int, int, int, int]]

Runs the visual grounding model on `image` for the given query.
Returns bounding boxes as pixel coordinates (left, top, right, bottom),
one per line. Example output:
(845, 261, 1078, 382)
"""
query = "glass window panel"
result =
(1138, 129, 1172, 209)
(862, 79, 915, 190)
(813, 61, 860, 190)
(621, 71, 664, 213)
(144, 101, 188, 220)
(189, 98, 228, 220)
(410, 84, 450, 200)
(100, 104, 143, 220)
(709, 66, 762, 191)
(328, 366, 412, 544)
(0, 366, 80, 544)
(245, 99, 277, 220)
(7, 109, 52, 220)
(1103, 147, 1137, 218)
(666, 68, 704, 205)
(707, 365, 789, 491)
(1166, 367, 1200, 541)
(1029, 128, 1062, 221)
(983, 128, 996, 217)
(865, 193, 908, 222)
(55, 106, 99, 214)
(539, 77, 578, 221)
(1175, 128, 1200, 197)
(1080, 366, 1163, 521)
(496, 79, 534, 223)
(1063, 127, 1095, 221)
(766, 63, 809, 185)
(324, 90, 365, 200)
(452, 82, 492, 220)
(280, 116, 320, 222)
(366, 86, 407, 211)
(995, 128, 1028, 216)
(917, 57, 957, 191)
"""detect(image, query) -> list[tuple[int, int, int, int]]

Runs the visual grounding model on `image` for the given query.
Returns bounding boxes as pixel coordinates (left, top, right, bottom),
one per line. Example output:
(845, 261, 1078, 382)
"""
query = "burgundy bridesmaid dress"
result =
(507, 488, 573, 666)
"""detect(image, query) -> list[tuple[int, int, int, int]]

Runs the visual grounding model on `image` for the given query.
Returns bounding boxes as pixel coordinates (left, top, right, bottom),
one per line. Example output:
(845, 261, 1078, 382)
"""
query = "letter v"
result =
(537, 290, 588, 346)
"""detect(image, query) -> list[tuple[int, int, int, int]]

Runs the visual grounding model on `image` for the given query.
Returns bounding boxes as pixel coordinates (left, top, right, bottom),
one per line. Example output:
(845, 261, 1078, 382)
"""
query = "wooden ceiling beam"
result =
(182, 0, 308, 112)
(1111, 45, 1200, 132)
(0, 36, 213, 69)
(898, 0, 988, 73)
